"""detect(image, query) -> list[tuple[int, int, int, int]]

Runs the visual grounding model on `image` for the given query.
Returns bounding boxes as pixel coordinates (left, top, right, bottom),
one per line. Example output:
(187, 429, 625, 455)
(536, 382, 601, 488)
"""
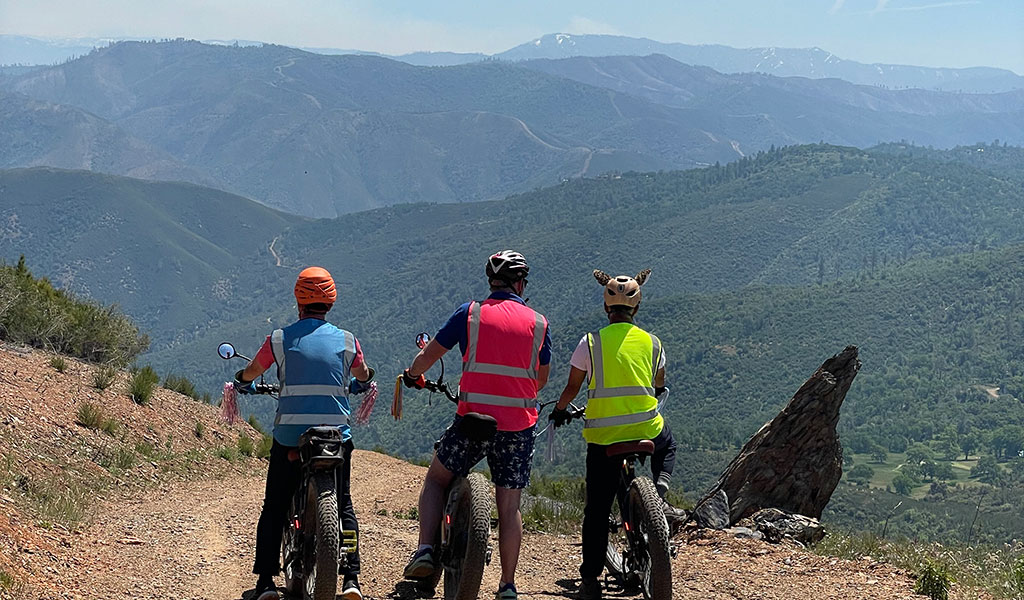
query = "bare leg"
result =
(418, 455, 455, 546)
(495, 486, 523, 586)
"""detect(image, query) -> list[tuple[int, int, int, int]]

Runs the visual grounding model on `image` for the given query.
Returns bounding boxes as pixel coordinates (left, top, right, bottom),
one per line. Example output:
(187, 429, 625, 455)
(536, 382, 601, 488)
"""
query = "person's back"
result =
(271, 318, 359, 446)
(233, 266, 374, 600)
(549, 269, 674, 600)
(400, 250, 551, 600)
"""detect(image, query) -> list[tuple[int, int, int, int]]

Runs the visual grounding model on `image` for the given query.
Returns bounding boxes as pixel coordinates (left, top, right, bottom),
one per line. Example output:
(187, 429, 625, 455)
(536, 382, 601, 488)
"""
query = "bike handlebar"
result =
(238, 382, 279, 395)
(422, 378, 459, 403)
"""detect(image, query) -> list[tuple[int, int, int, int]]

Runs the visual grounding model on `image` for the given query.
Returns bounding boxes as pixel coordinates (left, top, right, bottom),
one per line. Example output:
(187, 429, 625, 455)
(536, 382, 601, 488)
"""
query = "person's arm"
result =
(407, 338, 449, 378)
(536, 364, 550, 391)
(654, 366, 665, 388)
(237, 337, 273, 382)
(555, 367, 588, 410)
(350, 338, 372, 382)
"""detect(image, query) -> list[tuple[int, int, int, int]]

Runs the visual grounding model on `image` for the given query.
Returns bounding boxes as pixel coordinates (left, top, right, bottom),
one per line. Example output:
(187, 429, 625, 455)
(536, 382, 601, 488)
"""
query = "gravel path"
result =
(19, 450, 918, 600)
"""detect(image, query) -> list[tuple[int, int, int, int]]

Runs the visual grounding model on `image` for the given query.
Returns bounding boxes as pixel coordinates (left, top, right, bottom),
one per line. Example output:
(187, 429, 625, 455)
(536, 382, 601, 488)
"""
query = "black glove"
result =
(548, 407, 572, 428)
(655, 386, 667, 397)
(233, 369, 255, 394)
(402, 369, 426, 389)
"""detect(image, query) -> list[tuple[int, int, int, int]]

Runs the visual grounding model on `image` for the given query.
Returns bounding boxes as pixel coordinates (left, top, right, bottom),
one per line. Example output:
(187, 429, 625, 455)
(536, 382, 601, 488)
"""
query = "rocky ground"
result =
(0, 348, 927, 599)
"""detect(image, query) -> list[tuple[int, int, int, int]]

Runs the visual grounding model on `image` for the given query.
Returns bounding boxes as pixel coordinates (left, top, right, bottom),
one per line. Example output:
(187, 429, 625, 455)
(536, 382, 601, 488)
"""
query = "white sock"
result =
(417, 543, 432, 552)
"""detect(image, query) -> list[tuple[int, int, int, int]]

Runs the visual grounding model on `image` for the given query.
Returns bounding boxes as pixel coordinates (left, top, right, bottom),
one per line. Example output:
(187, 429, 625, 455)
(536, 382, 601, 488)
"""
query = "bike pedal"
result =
(341, 529, 358, 553)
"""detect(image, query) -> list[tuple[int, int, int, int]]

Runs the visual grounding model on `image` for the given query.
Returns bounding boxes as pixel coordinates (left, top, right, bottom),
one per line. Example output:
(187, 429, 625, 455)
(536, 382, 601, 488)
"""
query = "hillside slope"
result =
(0, 346, 262, 597)
(0, 167, 304, 344)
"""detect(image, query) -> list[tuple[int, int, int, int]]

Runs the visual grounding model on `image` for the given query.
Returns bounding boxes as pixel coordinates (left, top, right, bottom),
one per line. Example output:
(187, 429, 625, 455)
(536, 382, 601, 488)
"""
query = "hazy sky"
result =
(2, 0, 1022, 73)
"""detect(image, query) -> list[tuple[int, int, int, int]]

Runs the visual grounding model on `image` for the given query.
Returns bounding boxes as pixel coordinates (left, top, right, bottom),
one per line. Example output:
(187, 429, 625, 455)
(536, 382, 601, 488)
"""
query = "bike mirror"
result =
(217, 342, 236, 360)
(415, 332, 431, 349)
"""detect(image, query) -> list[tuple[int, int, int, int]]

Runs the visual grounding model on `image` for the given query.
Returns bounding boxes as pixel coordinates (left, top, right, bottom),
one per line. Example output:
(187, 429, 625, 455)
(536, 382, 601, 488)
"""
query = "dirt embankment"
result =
(0, 347, 921, 600)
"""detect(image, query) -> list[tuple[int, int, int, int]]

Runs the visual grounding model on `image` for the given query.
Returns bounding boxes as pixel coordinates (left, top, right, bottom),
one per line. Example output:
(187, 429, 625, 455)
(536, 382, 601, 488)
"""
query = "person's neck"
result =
(299, 312, 327, 320)
(608, 313, 634, 324)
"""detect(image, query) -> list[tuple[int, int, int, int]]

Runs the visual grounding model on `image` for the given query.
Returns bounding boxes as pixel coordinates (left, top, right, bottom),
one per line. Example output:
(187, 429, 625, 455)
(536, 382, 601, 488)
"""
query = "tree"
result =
(960, 432, 979, 460)
(848, 464, 874, 486)
(907, 443, 935, 465)
(892, 473, 918, 496)
(970, 455, 1002, 485)
(871, 445, 889, 464)
(932, 461, 955, 481)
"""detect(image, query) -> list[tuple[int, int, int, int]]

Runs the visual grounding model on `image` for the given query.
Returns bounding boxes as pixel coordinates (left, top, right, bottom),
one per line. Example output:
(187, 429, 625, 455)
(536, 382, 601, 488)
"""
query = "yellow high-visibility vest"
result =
(583, 323, 664, 445)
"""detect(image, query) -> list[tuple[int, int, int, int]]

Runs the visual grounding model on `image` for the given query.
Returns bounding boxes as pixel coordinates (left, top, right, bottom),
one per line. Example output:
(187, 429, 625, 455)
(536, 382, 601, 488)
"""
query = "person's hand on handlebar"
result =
(548, 406, 573, 428)
(402, 369, 426, 390)
(233, 369, 256, 395)
(349, 367, 376, 394)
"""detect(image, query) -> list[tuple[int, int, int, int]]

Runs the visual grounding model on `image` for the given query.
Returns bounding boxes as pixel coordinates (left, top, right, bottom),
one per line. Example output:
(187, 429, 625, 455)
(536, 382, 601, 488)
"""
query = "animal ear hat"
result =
(594, 269, 651, 308)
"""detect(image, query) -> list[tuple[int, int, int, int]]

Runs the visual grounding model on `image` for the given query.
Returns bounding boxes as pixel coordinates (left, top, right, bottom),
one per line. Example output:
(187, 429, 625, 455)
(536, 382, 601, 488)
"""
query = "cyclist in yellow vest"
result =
(549, 269, 671, 600)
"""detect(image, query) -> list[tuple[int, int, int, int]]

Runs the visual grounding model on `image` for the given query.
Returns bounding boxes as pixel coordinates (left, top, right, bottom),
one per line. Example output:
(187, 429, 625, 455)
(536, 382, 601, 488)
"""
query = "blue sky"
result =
(2, 0, 1022, 72)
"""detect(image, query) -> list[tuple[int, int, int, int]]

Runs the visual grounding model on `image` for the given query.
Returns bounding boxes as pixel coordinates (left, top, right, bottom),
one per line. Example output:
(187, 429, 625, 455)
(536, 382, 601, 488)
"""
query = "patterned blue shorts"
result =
(435, 416, 537, 489)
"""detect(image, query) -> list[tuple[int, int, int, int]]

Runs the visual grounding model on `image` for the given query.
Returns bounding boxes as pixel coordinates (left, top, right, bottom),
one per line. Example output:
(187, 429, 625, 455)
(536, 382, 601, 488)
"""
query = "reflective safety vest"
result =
(457, 298, 548, 432)
(583, 323, 664, 445)
(269, 318, 357, 446)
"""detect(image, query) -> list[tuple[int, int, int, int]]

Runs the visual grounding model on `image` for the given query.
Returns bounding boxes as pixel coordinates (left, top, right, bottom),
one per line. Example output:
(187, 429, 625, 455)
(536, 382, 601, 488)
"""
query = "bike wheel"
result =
(305, 471, 340, 600)
(627, 477, 673, 600)
(443, 473, 491, 600)
(282, 503, 304, 597)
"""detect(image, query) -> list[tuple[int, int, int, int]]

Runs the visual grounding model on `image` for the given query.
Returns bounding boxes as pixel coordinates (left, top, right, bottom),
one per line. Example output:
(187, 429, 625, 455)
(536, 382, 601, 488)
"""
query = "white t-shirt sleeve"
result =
(656, 339, 667, 371)
(569, 334, 591, 375)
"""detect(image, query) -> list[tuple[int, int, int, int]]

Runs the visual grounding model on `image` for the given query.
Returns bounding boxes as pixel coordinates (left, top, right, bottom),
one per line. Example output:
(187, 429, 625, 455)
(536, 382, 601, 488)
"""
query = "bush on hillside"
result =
(915, 560, 953, 600)
(0, 257, 148, 366)
(163, 374, 199, 400)
(92, 366, 117, 390)
(48, 355, 67, 372)
(129, 366, 160, 405)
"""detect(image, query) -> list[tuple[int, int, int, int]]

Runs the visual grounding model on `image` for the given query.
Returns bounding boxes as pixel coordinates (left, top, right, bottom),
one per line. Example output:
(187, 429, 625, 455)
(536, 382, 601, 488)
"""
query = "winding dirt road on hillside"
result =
(20, 450, 922, 600)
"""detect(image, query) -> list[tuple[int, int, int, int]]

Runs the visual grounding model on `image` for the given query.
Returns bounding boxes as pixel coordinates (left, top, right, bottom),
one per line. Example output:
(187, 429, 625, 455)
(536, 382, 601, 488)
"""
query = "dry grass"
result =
(815, 531, 1024, 599)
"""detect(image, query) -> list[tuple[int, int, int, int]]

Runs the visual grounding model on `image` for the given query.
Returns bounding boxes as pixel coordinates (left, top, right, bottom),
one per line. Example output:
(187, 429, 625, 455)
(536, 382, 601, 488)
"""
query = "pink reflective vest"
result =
(457, 298, 548, 431)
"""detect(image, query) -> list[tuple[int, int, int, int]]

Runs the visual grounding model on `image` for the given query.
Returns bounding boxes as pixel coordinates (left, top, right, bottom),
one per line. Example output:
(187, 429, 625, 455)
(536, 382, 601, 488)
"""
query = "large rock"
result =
(749, 508, 826, 546)
(693, 346, 860, 525)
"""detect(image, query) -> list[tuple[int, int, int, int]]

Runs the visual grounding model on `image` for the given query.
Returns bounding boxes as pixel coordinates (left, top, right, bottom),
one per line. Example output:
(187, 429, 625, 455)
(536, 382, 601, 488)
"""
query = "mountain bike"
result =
(561, 405, 673, 600)
(399, 332, 494, 600)
(218, 342, 357, 600)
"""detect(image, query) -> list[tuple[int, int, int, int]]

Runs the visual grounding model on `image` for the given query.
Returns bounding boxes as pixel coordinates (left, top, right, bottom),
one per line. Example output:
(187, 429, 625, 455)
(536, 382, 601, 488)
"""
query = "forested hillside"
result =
(4, 41, 1022, 216)
(0, 168, 303, 344)
(6, 143, 1024, 543)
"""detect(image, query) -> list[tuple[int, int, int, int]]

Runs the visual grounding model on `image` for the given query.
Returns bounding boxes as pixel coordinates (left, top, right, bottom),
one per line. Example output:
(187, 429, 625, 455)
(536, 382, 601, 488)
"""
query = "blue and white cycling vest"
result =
(269, 318, 357, 446)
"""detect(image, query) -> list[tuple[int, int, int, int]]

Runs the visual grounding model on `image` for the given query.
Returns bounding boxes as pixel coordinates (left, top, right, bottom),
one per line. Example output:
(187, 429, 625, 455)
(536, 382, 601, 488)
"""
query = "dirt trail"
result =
(18, 449, 922, 600)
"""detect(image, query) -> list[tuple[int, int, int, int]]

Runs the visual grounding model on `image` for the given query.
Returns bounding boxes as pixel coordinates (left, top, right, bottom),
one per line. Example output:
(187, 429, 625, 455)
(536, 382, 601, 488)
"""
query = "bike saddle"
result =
(299, 426, 344, 447)
(458, 412, 498, 442)
(605, 440, 655, 458)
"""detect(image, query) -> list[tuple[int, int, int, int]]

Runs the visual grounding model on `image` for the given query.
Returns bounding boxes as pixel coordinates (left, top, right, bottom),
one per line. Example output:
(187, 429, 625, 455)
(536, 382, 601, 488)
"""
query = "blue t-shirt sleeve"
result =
(539, 320, 552, 365)
(434, 302, 471, 351)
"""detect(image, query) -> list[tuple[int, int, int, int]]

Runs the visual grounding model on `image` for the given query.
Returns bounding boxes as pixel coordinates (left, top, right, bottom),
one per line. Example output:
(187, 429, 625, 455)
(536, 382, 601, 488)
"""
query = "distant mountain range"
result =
(3, 41, 1021, 217)
(3, 32, 1021, 93)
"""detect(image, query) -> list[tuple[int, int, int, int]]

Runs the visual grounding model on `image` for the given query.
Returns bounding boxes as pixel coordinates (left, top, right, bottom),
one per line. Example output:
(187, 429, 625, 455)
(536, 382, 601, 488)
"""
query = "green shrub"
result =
(49, 355, 67, 373)
(163, 374, 198, 400)
(1012, 558, 1024, 593)
(100, 417, 119, 436)
(0, 256, 148, 365)
(94, 445, 137, 474)
(256, 434, 273, 459)
(237, 434, 254, 457)
(0, 569, 16, 591)
(201, 392, 211, 404)
(215, 446, 238, 462)
(193, 420, 205, 439)
(76, 402, 102, 429)
(129, 366, 159, 405)
(247, 414, 267, 435)
(915, 560, 953, 600)
(93, 366, 117, 390)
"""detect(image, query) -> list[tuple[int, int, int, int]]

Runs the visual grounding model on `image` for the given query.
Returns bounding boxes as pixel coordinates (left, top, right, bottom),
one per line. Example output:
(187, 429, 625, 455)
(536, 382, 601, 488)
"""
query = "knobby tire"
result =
(444, 473, 491, 600)
(627, 477, 672, 600)
(308, 471, 340, 600)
